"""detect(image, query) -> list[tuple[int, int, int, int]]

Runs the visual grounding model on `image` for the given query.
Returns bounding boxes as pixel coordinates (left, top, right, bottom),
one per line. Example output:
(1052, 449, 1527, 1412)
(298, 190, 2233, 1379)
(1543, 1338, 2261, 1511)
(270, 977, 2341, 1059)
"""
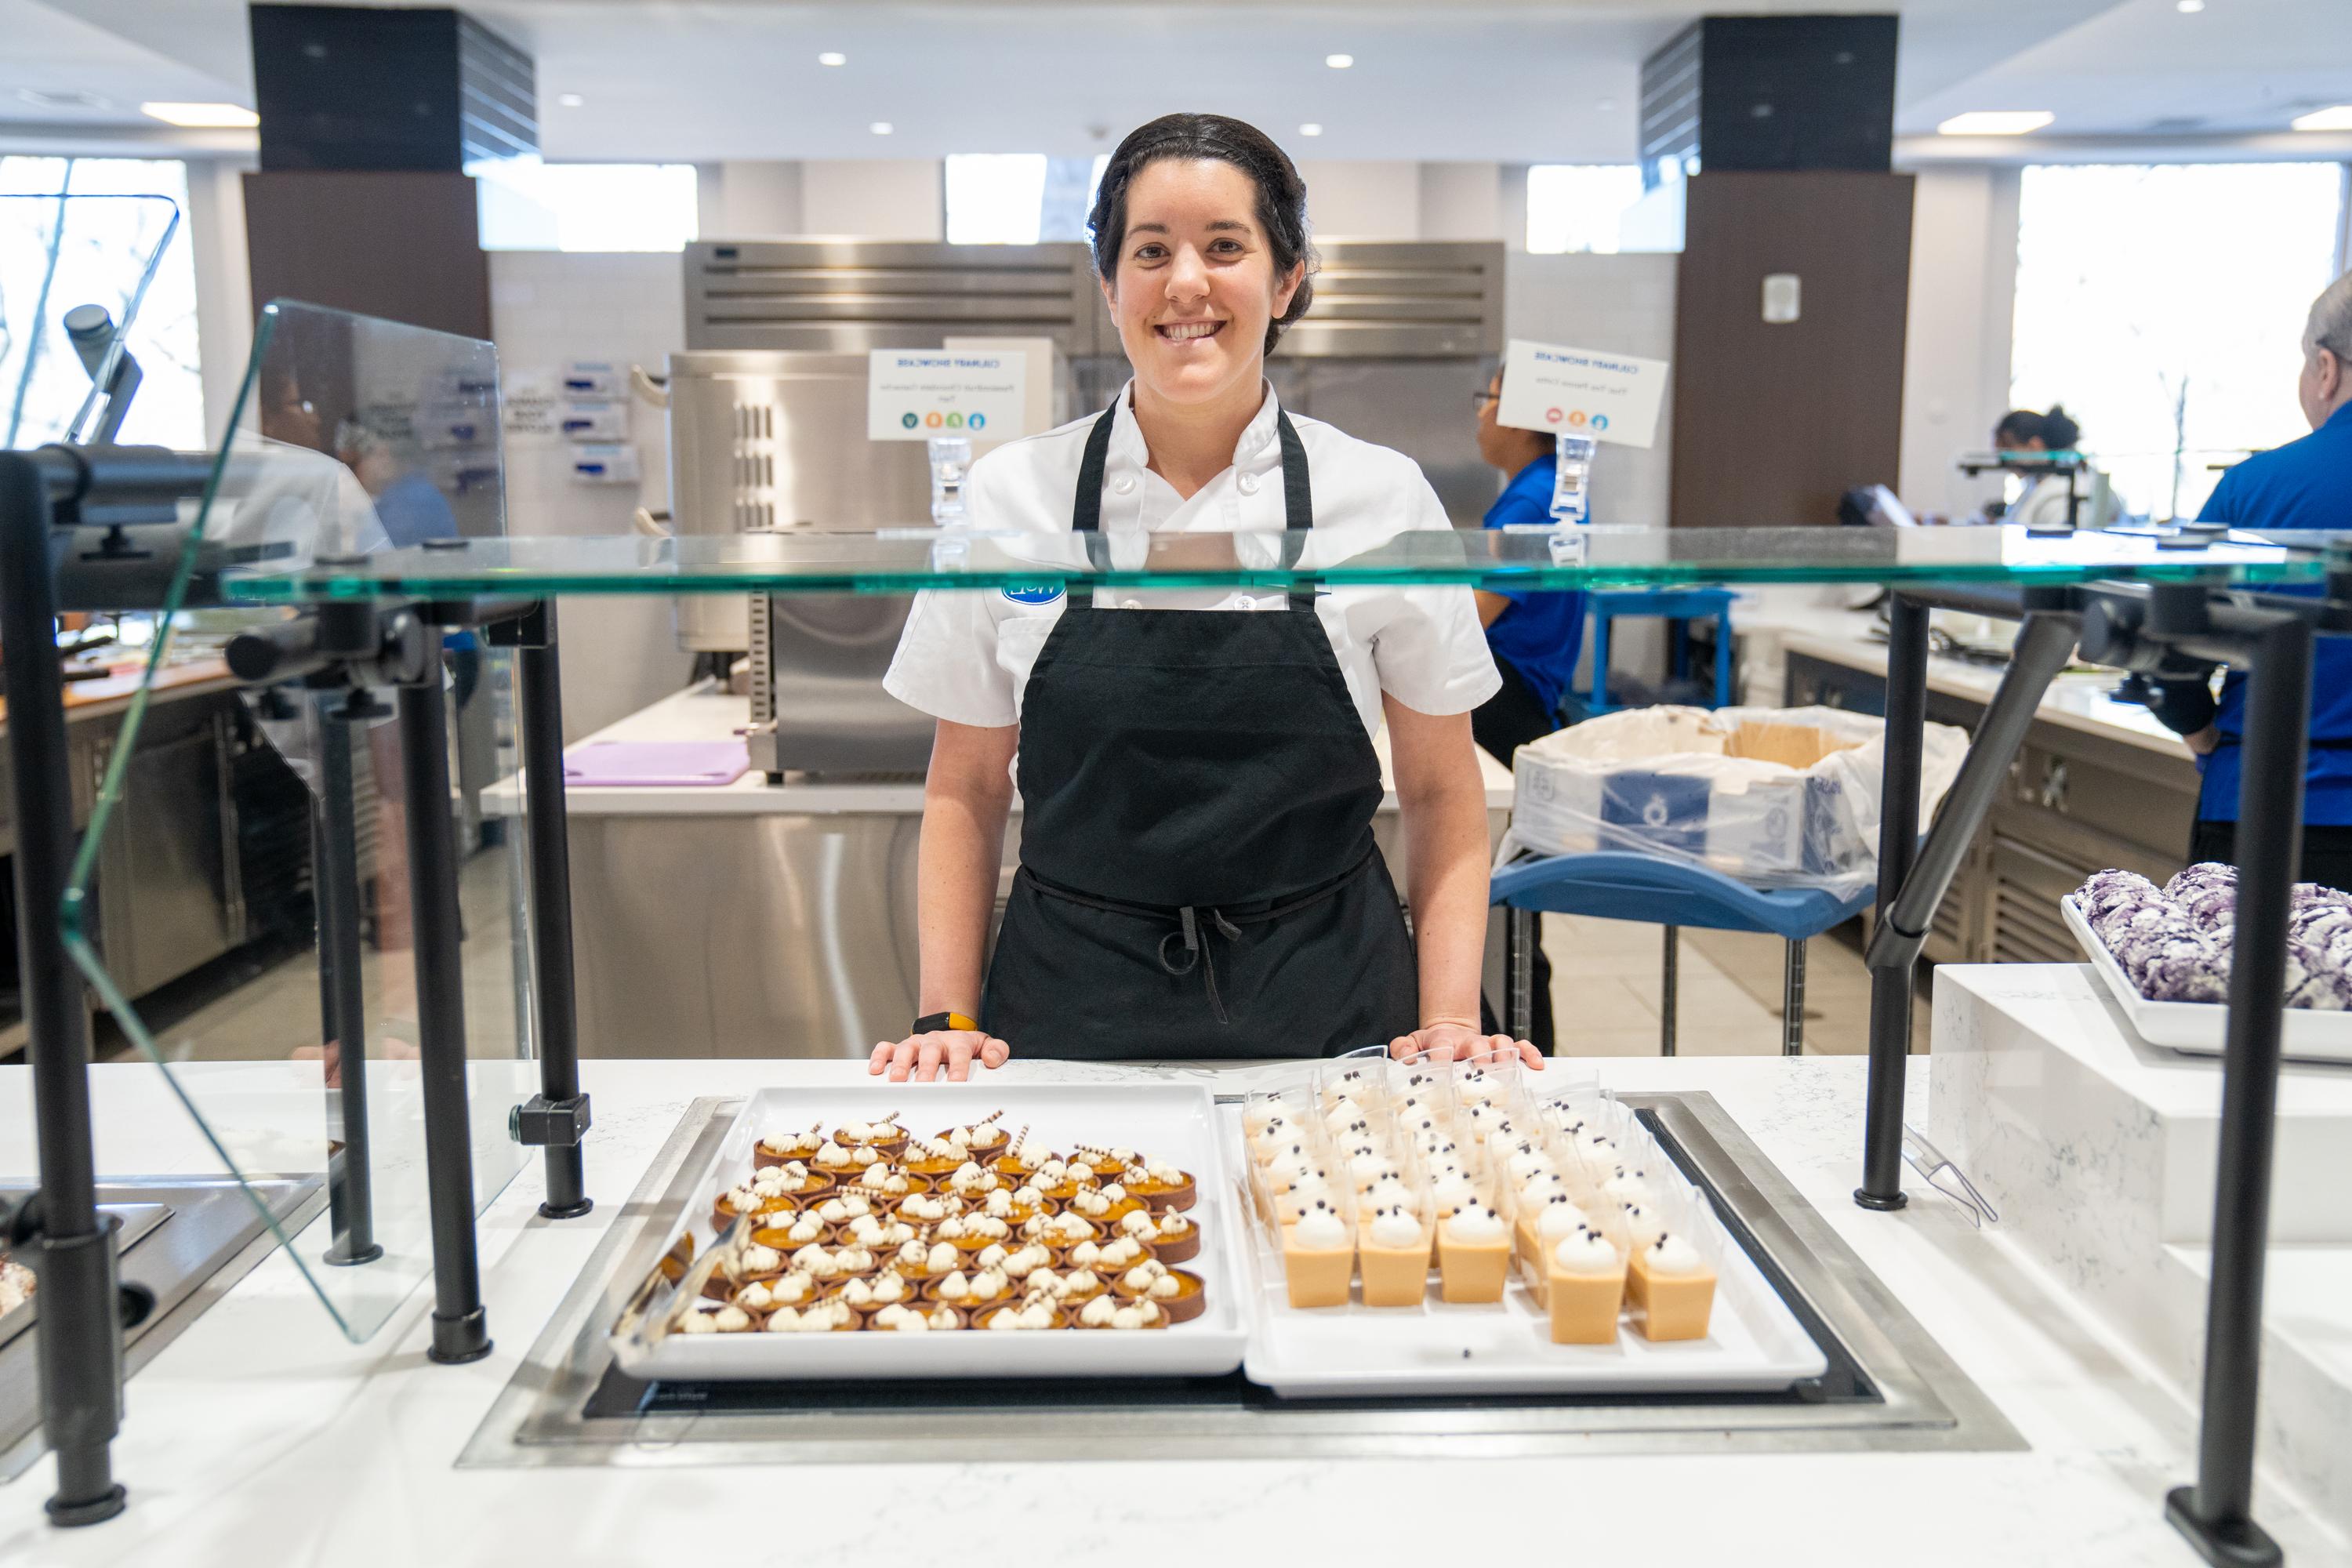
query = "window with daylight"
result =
(1525, 165, 1648, 255)
(946, 154, 1110, 245)
(472, 158, 699, 252)
(2010, 162, 2347, 520)
(0, 156, 202, 449)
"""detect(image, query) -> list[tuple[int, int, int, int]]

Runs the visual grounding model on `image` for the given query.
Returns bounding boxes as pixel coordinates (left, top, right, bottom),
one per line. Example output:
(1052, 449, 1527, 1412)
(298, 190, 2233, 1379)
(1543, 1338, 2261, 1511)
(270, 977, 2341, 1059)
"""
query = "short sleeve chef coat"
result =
(883, 382, 1501, 736)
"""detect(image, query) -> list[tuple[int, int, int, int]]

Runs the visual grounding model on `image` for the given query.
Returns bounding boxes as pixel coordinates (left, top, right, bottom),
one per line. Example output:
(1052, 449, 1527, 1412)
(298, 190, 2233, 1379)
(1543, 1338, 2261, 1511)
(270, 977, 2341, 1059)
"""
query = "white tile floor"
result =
(1541, 912, 1932, 1058)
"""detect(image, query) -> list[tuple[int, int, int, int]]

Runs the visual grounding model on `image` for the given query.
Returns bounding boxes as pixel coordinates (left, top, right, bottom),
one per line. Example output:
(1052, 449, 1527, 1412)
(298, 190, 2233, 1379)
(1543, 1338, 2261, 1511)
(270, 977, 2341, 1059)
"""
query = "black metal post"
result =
(1659, 925, 1679, 1057)
(1782, 937, 1807, 1058)
(395, 671, 492, 1364)
(2165, 615, 2304, 1568)
(1857, 593, 1929, 1210)
(1505, 906, 1535, 1047)
(0, 451, 124, 1525)
(513, 604, 590, 1218)
(315, 703, 380, 1266)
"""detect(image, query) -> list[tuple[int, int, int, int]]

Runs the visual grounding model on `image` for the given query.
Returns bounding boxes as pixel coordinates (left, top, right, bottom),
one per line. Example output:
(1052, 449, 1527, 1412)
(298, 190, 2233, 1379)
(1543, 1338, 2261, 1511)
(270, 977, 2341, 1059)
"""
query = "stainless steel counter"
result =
(505, 684, 1515, 1058)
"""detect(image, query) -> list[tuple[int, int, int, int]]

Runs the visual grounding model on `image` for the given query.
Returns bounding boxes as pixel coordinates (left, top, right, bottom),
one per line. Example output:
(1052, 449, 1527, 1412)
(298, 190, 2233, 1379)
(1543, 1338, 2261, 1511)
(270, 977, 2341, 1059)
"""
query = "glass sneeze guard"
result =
(60, 300, 535, 1343)
(217, 521, 2339, 602)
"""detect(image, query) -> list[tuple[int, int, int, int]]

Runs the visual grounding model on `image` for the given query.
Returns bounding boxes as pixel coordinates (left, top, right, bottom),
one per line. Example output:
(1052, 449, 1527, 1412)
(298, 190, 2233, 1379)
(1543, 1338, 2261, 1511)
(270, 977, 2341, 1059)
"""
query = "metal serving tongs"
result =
(612, 1218, 742, 1346)
(1900, 1125, 1999, 1229)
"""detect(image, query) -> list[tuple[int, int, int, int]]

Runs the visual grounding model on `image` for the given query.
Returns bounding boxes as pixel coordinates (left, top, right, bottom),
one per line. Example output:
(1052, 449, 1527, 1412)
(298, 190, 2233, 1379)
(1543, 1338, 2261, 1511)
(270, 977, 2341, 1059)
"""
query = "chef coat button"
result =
(1237, 473, 1261, 495)
(1112, 474, 1138, 495)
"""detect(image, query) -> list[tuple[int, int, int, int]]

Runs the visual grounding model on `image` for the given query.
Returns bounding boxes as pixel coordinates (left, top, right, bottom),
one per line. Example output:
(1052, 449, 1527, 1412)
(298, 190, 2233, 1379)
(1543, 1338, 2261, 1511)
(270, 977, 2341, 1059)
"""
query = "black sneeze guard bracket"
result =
(486, 601, 593, 1220)
(1854, 568, 2350, 1567)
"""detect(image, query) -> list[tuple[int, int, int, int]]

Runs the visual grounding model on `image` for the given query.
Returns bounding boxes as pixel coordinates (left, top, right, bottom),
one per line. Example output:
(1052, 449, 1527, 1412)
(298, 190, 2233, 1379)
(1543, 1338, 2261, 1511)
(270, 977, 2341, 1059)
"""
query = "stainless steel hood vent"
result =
(684, 240, 1109, 356)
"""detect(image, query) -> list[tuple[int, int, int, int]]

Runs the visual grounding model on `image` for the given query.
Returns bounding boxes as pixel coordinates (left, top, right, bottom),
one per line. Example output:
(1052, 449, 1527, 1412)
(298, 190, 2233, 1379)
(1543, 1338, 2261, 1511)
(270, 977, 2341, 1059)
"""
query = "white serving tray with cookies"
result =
(610, 1083, 1249, 1381)
(2061, 895, 2352, 1062)
(1220, 1111, 1829, 1399)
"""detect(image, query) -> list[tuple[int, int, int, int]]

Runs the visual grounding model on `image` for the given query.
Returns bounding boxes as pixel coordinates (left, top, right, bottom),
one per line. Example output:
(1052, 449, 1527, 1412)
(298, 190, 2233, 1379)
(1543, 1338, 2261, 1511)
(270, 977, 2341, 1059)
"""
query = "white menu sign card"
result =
(1496, 339, 1669, 449)
(867, 350, 1033, 441)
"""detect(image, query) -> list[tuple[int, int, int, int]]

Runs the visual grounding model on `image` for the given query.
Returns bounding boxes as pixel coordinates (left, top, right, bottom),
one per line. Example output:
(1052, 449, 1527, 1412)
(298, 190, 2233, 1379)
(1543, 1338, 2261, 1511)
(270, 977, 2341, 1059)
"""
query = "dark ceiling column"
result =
(241, 3, 535, 339)
(1652, 16, 1916, 527)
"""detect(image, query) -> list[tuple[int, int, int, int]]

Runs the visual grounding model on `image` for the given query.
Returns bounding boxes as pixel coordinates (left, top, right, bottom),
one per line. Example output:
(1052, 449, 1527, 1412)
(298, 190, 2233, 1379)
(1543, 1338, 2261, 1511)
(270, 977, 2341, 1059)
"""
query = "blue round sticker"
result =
(1003, 584, 1064, 604)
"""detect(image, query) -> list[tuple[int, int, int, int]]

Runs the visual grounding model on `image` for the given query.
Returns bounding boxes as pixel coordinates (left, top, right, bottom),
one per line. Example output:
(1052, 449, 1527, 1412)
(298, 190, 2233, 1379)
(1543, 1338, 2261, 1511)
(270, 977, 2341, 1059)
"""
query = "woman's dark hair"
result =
(1087, 113, 1316, 355)
(1994, 404, 2082, 451)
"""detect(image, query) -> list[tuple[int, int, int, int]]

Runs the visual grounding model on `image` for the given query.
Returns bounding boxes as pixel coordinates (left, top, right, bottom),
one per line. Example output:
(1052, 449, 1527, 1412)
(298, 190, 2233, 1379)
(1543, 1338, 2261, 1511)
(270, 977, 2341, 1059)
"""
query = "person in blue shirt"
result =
(2151, 271, 2352, 888)
(1471, 366, 1587, 762)
(1470, 365, 1588, 1052)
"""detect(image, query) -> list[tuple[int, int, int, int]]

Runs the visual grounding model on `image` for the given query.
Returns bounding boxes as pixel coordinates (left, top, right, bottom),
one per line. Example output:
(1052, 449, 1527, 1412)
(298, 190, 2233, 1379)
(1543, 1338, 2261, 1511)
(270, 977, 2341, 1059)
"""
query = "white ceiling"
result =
(3, 0, 2348, 162)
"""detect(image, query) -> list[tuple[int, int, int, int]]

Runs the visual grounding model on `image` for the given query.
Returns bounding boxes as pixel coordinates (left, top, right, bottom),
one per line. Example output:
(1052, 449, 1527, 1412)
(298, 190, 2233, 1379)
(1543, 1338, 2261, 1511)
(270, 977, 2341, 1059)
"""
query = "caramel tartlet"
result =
(835, 1114, 909, 1158)
(1111, 1261, 1208, 1324)
(1124, 1162, 1197, 1214)
(868, 1302, 966, 1333)
(936, 1111, 1010, 1163)
(1140, 1210, 1200, 1265)
(754, 1124, 826, 1169)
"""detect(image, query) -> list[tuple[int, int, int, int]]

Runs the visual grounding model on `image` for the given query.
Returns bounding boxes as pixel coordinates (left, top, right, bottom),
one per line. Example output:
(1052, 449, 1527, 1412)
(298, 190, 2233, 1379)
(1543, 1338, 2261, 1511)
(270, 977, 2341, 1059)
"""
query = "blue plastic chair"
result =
(1573, 588, 1737, 717)
(1490, 851, 1877, 1056)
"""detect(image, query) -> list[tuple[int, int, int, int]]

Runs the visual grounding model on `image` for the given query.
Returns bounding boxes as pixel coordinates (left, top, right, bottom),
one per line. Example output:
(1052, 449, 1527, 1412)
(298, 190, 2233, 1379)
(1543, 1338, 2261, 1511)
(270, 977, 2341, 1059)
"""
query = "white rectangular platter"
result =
(2061, 895, 2352, 1064)
(1221, 1112, 1830, 1399)
(610, 1083, 1249, 1381)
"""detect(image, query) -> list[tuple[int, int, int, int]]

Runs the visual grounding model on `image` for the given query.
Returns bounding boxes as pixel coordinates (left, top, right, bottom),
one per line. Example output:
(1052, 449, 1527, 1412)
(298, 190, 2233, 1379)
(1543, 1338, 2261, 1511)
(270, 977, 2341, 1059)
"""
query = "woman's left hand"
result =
(1387, 1020, 1543, 1069)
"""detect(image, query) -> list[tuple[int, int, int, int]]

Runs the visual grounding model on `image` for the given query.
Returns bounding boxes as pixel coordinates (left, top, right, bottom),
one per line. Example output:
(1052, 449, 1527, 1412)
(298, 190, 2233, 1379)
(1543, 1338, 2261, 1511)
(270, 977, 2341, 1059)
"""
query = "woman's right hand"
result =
(867, 1029, 1011, 1083)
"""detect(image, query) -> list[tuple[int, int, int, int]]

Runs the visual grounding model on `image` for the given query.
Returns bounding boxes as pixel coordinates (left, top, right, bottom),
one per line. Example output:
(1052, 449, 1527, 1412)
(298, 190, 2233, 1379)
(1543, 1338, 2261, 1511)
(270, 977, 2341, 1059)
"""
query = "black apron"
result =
(980, 404, 1421, 1059)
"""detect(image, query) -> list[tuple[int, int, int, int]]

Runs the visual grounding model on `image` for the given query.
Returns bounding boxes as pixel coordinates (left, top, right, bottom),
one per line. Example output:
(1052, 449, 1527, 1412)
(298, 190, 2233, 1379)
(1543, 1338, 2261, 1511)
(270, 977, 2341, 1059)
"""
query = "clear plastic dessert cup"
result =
(1544, 1225, 1628, 1345)
(1356, 1168, 1435, 1308)
(1434, 1194, 1512, 1305)
(1625, 1221, 1718, 1342)
(1279, 1185, 1357, 1310)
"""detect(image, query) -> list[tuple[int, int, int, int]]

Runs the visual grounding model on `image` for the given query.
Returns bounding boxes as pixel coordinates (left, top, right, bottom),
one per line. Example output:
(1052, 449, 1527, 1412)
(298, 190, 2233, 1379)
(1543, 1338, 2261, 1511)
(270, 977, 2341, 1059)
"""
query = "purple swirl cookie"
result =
(2123, 931, 2229, 1003)
(2285, 940, 2352, 1010)
(2079, 869, 2163, 923)
(2165, 862, 2237, 896)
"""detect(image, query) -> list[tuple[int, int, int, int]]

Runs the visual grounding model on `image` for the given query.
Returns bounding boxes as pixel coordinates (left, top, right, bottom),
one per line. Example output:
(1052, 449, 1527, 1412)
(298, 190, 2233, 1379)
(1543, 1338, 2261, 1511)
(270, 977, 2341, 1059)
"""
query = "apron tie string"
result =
(1157, 906, 1246, 1025)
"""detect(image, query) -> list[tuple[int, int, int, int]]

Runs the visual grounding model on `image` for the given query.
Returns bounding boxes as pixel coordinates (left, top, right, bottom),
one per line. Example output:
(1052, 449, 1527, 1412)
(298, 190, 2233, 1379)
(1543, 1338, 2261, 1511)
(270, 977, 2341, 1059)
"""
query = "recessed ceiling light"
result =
(818, 52, 847, 67)
(2293, 104, 2352, 131)
(1325, 53, 1353, 69)
(869, 121, 894, 136)
(557, 92, 584, 107)
(1298, 122, 1323, 137)
(2176, 0, 2204, 11)
(1936, 111, 2055, 136)
(140, 101, 260, 128)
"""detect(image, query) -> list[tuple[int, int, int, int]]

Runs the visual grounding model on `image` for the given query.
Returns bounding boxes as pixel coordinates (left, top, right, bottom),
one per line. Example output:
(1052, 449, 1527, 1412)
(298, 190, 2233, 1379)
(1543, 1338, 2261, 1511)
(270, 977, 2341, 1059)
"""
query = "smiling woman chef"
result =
(873, 113, 1537, 1083)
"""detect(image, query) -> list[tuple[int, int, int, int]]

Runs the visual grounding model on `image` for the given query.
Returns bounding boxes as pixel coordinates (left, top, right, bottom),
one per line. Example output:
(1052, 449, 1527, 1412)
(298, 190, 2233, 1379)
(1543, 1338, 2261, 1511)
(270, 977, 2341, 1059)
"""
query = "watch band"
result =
(913, 1011, 981, 1035)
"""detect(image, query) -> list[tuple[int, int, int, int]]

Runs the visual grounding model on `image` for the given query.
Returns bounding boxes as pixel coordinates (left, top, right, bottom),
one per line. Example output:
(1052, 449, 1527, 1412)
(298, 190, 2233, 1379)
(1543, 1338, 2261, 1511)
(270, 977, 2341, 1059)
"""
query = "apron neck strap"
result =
(1069, 400, 1317, 611)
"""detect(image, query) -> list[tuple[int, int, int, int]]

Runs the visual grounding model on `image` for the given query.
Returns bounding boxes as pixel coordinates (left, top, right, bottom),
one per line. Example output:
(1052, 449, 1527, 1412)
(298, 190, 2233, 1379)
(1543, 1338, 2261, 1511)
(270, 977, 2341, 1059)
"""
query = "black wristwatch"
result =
(913, 1011, 980, 1035)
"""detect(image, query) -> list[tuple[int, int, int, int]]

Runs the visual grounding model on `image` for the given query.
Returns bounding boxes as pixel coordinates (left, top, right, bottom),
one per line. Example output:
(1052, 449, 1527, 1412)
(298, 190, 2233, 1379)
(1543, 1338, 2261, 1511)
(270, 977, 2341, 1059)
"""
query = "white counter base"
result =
(2, 1054, 2347, 1566)
(1931, 962, 2352, 1540)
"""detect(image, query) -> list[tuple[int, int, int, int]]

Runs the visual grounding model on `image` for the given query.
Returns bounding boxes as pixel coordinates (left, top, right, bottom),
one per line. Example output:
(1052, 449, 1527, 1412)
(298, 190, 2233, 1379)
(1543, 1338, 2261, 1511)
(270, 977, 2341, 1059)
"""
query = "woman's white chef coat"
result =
(883, 383, 1501, 739)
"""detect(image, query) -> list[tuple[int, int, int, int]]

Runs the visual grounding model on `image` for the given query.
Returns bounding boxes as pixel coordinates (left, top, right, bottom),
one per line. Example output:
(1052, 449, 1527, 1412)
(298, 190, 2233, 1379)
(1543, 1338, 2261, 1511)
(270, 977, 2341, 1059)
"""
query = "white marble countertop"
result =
(3, 1051, 2344, 1566)
(1773, 622, 2194, 760)
(494, 684, 1516, 817)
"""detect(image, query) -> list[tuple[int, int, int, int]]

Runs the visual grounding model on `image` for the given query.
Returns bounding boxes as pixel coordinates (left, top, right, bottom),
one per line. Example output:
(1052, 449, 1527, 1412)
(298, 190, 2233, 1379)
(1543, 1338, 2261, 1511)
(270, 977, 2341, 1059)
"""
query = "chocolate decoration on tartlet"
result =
(936, 1109, 1009, 1160)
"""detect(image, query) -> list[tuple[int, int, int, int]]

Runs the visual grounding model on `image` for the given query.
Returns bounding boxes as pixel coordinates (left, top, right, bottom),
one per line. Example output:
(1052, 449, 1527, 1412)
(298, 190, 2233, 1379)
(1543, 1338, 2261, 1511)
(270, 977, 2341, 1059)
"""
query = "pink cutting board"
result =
(562, 740, 750, 787)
